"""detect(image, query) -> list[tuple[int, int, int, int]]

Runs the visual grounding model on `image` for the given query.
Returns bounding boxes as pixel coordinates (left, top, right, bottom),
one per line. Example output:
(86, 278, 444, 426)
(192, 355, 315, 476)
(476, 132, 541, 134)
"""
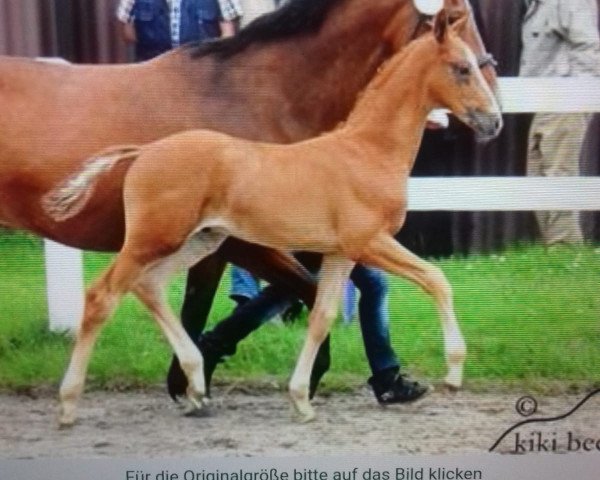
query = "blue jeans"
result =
(351, 265, 399, 373)
(230, 267, 260, 301)
(216, 263, 399, 376)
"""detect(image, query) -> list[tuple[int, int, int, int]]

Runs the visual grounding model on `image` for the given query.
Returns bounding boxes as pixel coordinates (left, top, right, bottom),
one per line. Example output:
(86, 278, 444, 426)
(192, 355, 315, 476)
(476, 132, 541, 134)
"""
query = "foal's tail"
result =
(42, 146, 141, 222)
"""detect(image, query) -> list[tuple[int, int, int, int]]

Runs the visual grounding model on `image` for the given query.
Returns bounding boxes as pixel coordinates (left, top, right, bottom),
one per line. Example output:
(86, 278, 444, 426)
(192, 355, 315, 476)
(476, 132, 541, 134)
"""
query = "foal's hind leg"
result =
(289, 255, 355, 422)
(59, 255, 144, 427)
(361, 234, 466, 389)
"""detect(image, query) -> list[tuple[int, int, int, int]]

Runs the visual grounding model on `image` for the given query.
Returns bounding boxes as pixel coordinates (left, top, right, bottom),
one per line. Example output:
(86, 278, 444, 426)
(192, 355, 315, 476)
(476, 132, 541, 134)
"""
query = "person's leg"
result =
(168, 250, 331, 400)
(204, 284, 296, 357)
(230, 266, 261, 307)
(351, 264, 428, 404)
(341, 281, 358, 324)
(169, 284, 331, 399)
(209, 252, 322, 378)
(527, 114, 546, 238)
(352, 265, 397, 373)
(193, 261, 428, 403)
(543, 113, 589, 244)
(528, 113, 589, 245)
(170, 284, 287, 399)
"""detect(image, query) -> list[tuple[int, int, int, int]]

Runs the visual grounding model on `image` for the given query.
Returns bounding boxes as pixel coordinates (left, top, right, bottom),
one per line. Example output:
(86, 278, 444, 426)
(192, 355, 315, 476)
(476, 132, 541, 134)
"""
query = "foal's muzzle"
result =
(467, 109, 503, 143)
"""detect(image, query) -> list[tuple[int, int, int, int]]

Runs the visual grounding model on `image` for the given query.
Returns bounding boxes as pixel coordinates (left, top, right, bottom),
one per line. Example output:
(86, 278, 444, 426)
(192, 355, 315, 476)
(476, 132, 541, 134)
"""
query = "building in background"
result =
(0, 0, 127, 62)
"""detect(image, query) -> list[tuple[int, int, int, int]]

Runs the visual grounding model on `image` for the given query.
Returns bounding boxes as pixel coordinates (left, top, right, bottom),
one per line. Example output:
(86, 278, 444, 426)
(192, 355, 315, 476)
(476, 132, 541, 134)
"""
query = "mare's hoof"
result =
(167, 356, 188, 401)
(167, 336, 224, 402)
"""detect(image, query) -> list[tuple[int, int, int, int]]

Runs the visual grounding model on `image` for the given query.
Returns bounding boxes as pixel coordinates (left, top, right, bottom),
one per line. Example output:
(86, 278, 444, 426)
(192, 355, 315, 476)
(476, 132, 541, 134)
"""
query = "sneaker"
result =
(368, 368, 429, 405)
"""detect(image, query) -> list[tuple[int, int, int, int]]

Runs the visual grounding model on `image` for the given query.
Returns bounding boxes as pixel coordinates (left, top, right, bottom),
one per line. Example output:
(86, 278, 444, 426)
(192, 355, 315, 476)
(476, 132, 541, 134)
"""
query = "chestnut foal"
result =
(46, 12, 501, 425)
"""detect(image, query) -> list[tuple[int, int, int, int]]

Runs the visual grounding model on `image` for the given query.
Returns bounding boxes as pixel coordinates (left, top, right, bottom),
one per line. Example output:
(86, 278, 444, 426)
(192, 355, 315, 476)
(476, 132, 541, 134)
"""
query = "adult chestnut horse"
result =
(46, 10, 501, 425)
(0, 0, 497, 393)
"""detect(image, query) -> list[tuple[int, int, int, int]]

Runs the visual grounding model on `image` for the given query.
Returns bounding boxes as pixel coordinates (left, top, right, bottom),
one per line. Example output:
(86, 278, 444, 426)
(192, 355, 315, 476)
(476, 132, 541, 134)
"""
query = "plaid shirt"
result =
(116, 0, 243, 28)
(218, 0, 243, 21)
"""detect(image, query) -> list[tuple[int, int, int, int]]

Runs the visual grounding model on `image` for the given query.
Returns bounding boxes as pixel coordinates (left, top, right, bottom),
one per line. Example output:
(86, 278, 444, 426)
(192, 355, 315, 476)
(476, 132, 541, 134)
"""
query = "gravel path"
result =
(1, 388, 598, 458)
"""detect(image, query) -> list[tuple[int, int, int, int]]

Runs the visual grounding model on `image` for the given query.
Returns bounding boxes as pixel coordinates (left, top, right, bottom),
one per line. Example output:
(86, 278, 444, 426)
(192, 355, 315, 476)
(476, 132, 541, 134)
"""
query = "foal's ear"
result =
(433, 9, 449, 44)
(449, 11, 469, 35)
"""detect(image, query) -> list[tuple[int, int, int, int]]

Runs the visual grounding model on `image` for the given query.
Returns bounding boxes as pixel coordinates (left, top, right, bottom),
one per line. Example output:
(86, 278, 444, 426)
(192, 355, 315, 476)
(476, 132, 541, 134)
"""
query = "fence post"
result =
(44, 240, 84, 333)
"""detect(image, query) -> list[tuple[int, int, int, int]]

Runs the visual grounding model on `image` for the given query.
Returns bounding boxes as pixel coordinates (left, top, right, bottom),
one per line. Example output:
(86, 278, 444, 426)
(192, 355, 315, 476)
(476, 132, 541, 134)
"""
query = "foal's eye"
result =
(453, 63, 471, 76)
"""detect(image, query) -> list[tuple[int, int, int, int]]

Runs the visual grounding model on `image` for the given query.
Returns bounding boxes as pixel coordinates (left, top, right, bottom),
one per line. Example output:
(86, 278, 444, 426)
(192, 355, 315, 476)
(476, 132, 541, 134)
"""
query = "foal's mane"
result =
(187, 0, 345, 59)
(346, 33, 427, 118)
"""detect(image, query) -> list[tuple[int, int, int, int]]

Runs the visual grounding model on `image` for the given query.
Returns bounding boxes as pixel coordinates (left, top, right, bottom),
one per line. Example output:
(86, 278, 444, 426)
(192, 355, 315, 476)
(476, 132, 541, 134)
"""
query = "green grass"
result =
(0, 231, 599, 393)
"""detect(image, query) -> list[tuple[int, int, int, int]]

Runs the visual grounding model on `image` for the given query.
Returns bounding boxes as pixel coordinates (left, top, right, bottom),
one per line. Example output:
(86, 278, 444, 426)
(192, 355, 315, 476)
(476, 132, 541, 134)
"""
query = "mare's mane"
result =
(187, 0, 345, 59)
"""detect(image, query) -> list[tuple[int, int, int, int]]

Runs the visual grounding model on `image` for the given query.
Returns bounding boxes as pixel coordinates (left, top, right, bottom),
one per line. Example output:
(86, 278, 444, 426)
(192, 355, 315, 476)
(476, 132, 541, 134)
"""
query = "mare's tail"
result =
(42, 146, 141, 222)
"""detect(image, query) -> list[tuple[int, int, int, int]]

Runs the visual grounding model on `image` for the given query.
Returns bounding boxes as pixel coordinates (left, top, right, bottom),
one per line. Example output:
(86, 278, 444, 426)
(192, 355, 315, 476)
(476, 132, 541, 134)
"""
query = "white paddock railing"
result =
(44, 242, 85, 332)
(498, 77, 600, 113)
(42, 76, 600, 332)
(408, 177, 600, 211)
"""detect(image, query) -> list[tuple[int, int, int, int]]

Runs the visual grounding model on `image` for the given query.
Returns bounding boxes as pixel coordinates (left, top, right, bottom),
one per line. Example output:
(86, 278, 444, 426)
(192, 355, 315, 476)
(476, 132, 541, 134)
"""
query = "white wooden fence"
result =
(42, 76, 600, 332)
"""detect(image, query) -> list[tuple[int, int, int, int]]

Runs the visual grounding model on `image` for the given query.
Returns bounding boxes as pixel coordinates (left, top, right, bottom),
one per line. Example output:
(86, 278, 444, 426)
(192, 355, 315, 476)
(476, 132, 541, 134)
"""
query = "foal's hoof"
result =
(296, 410, 316, 424)
(58, 404, 77, 429)
(58, 414, 77, 429)
(441, 382, 461, 393)
(183, 397, 212, 418)
(58, 420, 76, 430)
(183, 405, 213, 418)
(290, 401, 316, 424)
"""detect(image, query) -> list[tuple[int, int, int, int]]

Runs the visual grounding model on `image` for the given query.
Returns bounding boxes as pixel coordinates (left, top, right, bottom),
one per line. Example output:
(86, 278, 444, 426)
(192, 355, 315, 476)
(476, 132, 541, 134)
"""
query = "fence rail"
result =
(498, 77, 600, 113)
(39, 76, 600, 331)
(408, 177, 600, 211)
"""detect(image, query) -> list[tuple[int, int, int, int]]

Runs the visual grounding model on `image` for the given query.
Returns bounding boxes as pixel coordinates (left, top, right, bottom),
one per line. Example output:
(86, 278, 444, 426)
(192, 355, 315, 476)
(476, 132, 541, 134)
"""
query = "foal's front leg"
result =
(289, 255, 355, 422)
(134, 278, 208, 413)
(137, 230, 227, 414)
(361, 234, 466, 389)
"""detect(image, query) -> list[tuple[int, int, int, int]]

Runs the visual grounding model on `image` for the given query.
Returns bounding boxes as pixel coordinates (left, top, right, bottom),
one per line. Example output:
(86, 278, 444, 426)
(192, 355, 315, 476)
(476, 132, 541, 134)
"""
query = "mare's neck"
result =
(343, 45, 434, 173)
(180, 0, 418, 138)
